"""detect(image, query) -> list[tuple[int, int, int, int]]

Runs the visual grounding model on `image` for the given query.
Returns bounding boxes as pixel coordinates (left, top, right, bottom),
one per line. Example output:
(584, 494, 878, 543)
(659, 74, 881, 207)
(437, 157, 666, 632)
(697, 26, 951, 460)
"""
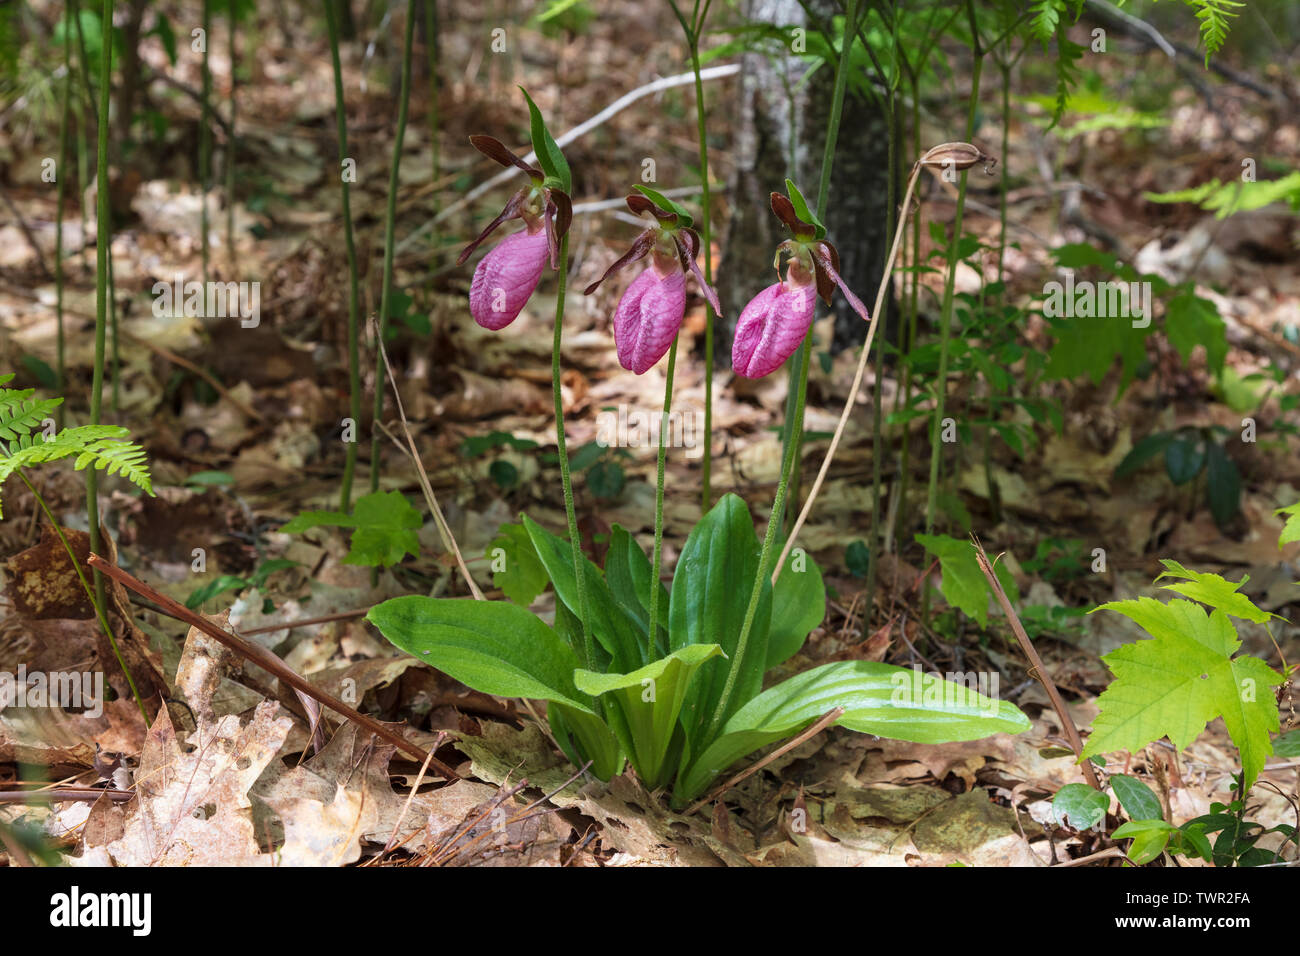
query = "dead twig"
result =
(1053, 845, 1131, 867)
(970, 536, 1101, 790)
(685, 707, 844, 816)
(86, 553, 459, 780)
(371, 316, 483, 600)
(0, 788, 134, 803)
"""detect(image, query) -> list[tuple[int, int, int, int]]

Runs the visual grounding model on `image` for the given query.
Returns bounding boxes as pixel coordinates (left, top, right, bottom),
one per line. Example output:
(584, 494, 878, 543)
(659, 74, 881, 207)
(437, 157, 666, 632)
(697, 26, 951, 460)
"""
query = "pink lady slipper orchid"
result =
(732, 188, 871, 379)
(456, 135, 572, 331)
(584, 193, 721, 375)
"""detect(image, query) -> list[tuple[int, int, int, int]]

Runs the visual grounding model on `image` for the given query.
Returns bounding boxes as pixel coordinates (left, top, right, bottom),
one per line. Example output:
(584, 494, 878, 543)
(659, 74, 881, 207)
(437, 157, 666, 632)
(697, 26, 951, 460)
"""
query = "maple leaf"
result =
(1082, 597, 1283, 790)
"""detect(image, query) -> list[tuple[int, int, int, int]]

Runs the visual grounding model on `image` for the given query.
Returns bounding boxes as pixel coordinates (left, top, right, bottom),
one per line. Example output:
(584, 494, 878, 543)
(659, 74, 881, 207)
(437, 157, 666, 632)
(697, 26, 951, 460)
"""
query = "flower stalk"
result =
(708, 0, 862, 740)
(324, 0, 363, 512)
(369, 0, 416, 498)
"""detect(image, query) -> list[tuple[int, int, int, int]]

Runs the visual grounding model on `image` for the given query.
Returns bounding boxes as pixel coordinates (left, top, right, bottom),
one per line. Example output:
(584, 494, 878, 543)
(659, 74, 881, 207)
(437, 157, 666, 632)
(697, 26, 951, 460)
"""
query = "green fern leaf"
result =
(1192, 0, 1243, 64)
(0, 386, 63, 442)
(0, 425, 153, 519)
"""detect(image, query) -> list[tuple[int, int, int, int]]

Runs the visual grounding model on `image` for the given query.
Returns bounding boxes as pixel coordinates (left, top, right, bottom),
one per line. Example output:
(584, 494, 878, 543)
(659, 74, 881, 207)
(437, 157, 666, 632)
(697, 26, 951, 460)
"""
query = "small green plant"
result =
(1053, 553, 1295, 865)
(280, 489, 422, 568)
(369, 494, 1029, 806)
(1114, 425, 1242, 528)
(1083, 561, 1286, 790)
(916, 533, 1020, 629)
(185, 558, 300, 611)
(0, 373, 154, 720)
(556, 440, 631, 501)
(0, 375, 152, 518)
(1145, 171, 1300, 219)
(1021, 536, 1089, 583)
(460, 430, 539, 492)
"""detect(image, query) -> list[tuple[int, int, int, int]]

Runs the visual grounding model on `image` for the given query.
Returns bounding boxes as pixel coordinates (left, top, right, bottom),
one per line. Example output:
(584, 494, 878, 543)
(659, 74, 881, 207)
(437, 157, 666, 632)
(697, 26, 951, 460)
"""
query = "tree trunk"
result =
(716, 0, 894, 363)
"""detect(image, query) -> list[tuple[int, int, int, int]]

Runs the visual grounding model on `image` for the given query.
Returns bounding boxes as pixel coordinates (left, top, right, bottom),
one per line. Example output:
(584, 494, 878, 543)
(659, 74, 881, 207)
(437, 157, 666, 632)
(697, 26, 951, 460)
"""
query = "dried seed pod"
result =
(919, 141, 997, 174)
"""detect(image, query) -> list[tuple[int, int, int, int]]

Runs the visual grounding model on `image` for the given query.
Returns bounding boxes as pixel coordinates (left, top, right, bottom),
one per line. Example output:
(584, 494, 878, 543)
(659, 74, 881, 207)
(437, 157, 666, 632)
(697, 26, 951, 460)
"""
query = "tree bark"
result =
(716, 0, 894, 362)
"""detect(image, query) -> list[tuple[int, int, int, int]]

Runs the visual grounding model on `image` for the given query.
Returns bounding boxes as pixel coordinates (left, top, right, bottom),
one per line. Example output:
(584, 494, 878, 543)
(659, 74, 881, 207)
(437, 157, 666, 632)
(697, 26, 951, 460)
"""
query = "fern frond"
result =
(0, 426, 153, 519)
(1191, 0, 1243, 64)
(1049, 33, 1086, 130)
(0, 386, 63, 442)
(1029, 0, 1065, 43)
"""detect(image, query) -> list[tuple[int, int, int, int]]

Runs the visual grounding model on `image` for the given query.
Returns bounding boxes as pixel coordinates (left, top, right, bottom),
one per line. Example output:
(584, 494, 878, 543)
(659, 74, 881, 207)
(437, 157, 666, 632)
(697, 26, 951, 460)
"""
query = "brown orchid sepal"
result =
(456, 135, 572, 270)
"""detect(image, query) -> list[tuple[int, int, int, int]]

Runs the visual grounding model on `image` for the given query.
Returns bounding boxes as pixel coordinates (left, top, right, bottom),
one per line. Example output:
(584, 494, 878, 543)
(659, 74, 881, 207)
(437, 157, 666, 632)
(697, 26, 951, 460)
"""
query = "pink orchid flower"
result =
(731, 189, 870, 379)
(469, 227, 550, 330)
(457, 135, 572, 331)
(585, 194, 721, 375)
(732, 274, 817, 379)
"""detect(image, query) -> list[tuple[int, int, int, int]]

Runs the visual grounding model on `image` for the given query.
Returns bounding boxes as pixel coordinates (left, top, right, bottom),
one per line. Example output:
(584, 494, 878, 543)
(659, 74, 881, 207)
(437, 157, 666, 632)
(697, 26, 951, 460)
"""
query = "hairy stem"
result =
(425, 0, 440, 185)
(18, 471, 147, 723)
(325, 0, 363, 512)
(55, 2, 71, 422)
(647, 338, 679, 665)
(87, 0, 113, 623)
(707, 0, 859, 742)
(667, 0, 715, 513)
(200, 0, 211, 286)
(923, 25, 983, 540)
(549, 234, 594, 667)
(226, 0, 237, 270)
(369, 0, 416, 497)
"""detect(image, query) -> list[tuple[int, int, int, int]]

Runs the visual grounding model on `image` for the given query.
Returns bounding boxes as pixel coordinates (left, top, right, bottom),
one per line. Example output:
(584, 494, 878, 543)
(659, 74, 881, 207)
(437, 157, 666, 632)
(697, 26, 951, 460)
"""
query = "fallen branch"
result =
(86, 553, 458, 780)
(685, 707, 844, 816)
(0, 788, 134, 803)
(970, 536, 1101, 790)
(372, 316, 483, 599)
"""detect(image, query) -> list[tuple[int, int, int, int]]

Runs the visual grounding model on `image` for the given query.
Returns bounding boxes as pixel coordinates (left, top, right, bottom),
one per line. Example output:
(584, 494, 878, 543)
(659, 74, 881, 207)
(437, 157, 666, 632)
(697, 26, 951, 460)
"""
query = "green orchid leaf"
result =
(520, 86, 570, 192)
(575, 644, 724, 789)
(522, 515, 643, 671)
(632, 185, 693, 228)
(367, 596, 593, 713)
(549, 702, 624, 781)
(767, 548, 826, 670)
(604, 525, 668, 654)
(676, 660, 1030, 804)
(669, 493, 771, 752)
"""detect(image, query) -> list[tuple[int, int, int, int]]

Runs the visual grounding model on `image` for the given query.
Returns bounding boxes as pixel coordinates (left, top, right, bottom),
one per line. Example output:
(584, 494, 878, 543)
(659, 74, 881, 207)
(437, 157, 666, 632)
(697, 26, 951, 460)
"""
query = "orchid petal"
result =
(583, 229, 656, 296)
(613, 267, 687, 375)
(811, 243, 870, 322)
(468, 228, 550, 330)
(457, 188, 527, 266)
(469, 135, 543, 178)
(674, 232, 721, 316)
(731, 281, 817, 379)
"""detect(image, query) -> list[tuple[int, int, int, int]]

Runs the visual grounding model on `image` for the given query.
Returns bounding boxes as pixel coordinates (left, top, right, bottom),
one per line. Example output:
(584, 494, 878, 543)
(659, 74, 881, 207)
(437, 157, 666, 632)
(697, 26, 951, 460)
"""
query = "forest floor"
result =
(1, 3, 1298, 865)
